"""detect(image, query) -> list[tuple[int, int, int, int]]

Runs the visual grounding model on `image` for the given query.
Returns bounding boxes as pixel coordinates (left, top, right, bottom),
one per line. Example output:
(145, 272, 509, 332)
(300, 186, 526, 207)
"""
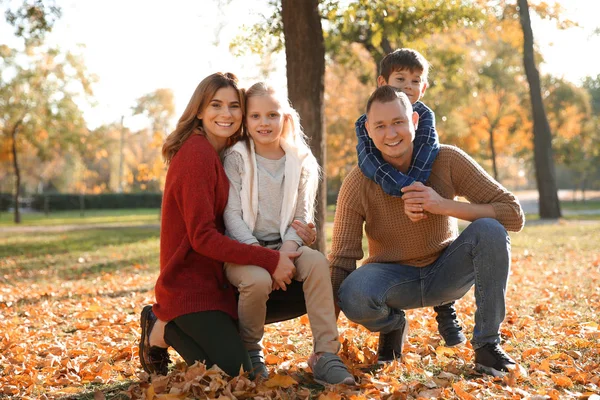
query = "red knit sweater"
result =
(153, 135, 280, 321)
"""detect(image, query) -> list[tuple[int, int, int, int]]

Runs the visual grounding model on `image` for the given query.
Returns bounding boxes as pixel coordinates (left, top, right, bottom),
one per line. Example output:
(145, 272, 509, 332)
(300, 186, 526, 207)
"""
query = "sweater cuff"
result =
(331, 267, 350, 304)
(251, 246, 279, 275)
(491, 202, 525, 232)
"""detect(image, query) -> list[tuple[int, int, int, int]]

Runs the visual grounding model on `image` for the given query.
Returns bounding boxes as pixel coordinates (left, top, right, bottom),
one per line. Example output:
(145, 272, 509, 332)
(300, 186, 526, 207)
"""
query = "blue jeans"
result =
(338, 218, 511, 349)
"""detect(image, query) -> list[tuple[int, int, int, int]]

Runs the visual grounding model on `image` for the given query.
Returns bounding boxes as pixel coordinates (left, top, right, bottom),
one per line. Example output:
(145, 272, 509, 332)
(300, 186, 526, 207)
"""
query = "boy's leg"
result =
(164, 310, 253, 378)
(294, 246, 340, 354)
(422, 218, 511, 348)
(224, 263, 272, 351)
(433, 302, 466, 347)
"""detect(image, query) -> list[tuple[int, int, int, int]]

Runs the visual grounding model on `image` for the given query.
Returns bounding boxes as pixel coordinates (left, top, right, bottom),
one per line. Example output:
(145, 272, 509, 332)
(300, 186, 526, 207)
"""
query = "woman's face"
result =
(197, 86, 243, 142)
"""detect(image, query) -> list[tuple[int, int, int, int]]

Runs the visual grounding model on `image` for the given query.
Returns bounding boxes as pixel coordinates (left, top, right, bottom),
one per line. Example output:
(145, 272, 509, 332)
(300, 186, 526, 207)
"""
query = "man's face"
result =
(378, 68, 427, 104)
(365, 98, 419, 171)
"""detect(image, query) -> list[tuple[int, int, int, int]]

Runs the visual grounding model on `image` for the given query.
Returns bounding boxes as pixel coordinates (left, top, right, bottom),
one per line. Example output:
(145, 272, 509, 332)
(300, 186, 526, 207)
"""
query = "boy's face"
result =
(365, 98, 419, 171)
(378, 68, 427, 104)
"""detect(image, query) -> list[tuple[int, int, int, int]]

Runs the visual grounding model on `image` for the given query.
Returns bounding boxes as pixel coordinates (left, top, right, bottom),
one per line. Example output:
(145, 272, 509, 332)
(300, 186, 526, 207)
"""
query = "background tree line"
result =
(2, 0, 599, 227)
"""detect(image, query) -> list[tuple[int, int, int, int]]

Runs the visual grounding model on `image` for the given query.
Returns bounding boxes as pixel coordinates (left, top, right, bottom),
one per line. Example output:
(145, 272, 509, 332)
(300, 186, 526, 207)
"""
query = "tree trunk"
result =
(10, 122, 22, 224)
(281, 0, 327, 252)
(518, 0, 562, 218)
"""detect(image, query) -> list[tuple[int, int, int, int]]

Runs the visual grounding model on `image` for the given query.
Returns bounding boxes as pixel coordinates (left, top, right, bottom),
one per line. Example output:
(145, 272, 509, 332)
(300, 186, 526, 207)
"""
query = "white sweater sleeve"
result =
(283, 166, 311, 246)
(222, 151, 259, 245)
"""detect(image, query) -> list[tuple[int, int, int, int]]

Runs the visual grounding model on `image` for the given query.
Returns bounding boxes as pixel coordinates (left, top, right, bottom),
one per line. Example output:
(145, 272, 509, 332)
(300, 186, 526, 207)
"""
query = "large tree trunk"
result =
(281, 0, 327, 252)
(10, 122, 22, 224)
(518, 0, 562, 218)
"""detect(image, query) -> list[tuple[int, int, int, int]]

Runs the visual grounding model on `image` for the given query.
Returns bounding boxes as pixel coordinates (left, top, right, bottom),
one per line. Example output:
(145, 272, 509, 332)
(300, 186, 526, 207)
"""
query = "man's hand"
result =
(291, 220, 317, 246)
(401, 182, 447, 221)
(272, 251, 299, 291)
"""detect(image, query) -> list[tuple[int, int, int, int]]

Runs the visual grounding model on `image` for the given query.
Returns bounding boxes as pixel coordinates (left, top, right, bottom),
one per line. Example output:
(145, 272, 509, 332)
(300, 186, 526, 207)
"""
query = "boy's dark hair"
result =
(379, 48, 430, 84)
(366, 85, 413, 115)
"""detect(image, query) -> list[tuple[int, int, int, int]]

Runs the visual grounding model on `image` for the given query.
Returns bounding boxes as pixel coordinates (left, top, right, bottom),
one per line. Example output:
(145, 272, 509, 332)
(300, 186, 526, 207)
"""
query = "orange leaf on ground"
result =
(264, 374, 297, 388)
(265, 354, 281, 365)
(452, 383, 477, 400)
(551, 374, 574, 388)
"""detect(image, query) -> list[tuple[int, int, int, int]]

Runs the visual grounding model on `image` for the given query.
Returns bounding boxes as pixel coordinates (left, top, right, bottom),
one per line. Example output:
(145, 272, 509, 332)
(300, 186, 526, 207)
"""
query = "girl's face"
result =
(246, 94, 285, 151)
(197, 87, 243, 144)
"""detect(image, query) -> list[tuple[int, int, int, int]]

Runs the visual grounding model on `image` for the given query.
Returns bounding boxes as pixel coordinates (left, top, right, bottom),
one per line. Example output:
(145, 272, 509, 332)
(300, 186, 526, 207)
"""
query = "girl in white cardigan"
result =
(222, 82, 354, 385)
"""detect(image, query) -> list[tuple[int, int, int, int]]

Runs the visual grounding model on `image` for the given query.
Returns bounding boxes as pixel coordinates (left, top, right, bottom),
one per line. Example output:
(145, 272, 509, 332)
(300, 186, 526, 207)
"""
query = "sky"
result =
(1, 0, 599, 131)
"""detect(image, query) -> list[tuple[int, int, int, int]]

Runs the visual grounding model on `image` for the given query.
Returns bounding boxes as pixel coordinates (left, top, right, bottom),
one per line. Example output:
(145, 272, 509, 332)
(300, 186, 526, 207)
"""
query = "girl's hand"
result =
(291, 220, 317, 246)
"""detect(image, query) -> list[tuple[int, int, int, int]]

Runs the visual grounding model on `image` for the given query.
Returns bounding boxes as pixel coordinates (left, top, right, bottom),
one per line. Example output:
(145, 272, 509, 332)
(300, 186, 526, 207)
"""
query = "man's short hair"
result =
(366, 85, 413, 115)
(380, 48, 430, 84)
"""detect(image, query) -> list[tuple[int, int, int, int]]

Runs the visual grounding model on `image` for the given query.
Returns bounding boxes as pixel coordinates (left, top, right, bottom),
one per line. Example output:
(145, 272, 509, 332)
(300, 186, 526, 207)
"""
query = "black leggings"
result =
(164, 310, 252, 377)
(165, 281, 307, 378)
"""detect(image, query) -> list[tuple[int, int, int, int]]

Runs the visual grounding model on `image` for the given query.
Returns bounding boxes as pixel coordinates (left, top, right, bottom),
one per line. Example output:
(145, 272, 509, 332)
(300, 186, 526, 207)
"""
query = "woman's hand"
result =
(291, 220, 317, 246)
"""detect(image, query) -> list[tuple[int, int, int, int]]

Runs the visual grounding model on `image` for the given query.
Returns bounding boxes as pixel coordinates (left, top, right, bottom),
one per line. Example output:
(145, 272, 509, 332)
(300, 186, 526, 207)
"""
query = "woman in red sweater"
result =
(139, 72, 307, 378)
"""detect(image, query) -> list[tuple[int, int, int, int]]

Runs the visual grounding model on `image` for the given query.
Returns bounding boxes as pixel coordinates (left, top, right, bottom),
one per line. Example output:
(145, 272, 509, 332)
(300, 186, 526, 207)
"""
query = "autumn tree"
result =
(517, 0, 561, 218)
(0, 44, 93, 222)
(130, 88, 175, 192)
(280, 0, 327, 251)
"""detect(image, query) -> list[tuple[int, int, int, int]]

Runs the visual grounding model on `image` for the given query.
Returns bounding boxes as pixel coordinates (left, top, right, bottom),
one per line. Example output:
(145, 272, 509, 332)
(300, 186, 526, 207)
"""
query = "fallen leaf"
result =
(264, 374, 297, 388)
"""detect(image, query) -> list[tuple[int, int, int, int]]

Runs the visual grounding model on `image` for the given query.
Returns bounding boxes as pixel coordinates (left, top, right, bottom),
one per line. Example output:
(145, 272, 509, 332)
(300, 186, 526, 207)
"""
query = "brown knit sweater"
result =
(329, 145, 525, 293)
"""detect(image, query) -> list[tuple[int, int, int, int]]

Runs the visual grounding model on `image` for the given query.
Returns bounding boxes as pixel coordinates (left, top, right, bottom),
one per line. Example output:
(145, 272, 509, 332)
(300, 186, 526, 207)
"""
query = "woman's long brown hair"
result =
(162, 72, 245, 164)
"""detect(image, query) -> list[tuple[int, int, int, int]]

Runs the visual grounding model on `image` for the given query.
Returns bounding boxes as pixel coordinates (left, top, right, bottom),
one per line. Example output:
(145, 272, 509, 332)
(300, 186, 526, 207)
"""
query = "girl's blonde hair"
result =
(162, 72, 244, 164)
(245, 82, 321, 222)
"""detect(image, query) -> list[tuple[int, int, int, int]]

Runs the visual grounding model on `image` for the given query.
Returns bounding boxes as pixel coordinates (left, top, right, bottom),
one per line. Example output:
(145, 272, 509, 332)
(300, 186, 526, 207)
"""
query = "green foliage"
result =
(29, 193, 163, 211)
(2, 0, 61, 45)
(325, 0, 485, 71)
(582, 74, 600, 114)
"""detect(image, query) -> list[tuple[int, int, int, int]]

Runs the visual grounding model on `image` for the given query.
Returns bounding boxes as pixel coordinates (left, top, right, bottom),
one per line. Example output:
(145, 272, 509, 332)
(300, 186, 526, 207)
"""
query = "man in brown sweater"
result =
(329, 85, 525, 377)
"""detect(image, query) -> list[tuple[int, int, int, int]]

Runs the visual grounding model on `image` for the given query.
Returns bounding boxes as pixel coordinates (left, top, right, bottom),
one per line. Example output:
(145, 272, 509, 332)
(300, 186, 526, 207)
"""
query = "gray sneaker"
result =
(309, 352, 356, 385)
(248, 349, 269, 379)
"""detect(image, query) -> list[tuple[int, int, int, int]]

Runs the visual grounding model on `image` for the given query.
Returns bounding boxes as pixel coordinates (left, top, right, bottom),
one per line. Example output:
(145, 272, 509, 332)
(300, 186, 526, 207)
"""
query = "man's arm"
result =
(402, 147, 525, 231)
(328, 169, 366, 308)
(402, 182, 496, 222)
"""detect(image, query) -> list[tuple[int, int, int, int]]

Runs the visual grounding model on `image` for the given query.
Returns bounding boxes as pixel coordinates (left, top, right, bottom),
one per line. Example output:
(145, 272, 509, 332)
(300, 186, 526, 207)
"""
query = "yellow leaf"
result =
(435, 346, 455, 357)
(264, 374, 297, 388)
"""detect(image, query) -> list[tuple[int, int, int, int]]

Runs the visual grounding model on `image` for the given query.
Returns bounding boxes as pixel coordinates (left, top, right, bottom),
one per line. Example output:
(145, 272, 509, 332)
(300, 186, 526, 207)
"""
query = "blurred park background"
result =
(1, 0, 599, 226)
(2, 2, 600, 398)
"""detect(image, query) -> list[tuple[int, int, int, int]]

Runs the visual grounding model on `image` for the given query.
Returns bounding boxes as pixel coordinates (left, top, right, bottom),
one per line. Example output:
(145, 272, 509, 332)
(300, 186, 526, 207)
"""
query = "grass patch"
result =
(0, 208, 160, 227)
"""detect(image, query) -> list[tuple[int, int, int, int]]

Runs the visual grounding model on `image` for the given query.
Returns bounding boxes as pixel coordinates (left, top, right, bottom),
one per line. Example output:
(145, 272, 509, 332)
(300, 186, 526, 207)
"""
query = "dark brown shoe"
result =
(139, 305, 170, 375)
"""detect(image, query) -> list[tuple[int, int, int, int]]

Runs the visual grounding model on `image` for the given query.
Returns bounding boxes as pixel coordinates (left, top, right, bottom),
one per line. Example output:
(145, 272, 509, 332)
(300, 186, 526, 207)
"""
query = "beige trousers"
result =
(224, 246, 340, 354)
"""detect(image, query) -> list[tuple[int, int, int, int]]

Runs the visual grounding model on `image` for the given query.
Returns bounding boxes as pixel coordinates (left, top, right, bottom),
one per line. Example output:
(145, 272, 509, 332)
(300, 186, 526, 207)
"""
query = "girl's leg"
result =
(224, 263, 272, 351)
(294, 246, 340, 354)
(164, 310, 253, 377)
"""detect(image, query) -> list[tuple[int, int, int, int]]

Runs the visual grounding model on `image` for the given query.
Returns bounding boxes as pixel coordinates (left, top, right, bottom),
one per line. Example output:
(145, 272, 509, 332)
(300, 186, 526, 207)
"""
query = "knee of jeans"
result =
(471, 218, 508, 243)
(338, 280, 381, 323)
